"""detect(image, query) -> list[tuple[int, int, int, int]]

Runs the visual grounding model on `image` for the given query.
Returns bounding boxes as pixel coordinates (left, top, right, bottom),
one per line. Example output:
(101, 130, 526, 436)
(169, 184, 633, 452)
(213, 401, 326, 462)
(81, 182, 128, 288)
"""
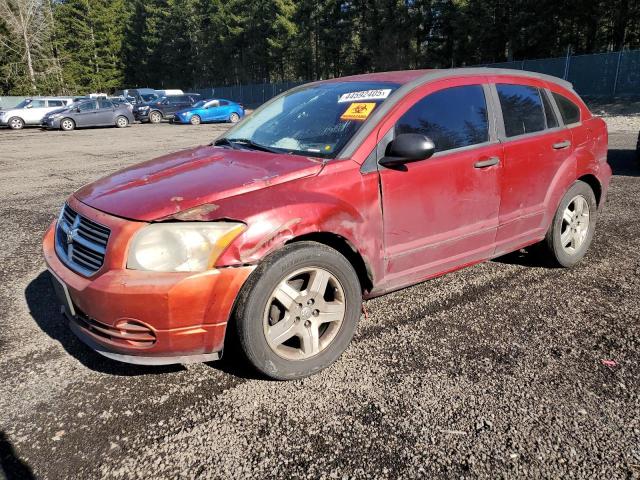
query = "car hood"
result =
(74, 145, 324, 221)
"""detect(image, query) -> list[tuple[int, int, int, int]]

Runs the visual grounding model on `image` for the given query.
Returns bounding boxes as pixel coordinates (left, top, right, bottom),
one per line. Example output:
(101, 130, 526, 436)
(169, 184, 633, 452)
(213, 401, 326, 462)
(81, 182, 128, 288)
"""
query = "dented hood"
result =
(74, 145, 323, 221)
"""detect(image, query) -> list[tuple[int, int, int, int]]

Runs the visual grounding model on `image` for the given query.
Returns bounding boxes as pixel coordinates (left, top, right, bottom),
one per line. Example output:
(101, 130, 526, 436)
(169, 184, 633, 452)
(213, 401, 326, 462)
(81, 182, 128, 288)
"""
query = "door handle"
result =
(553, 140, 571, 150)
(474, 156, 500, 168)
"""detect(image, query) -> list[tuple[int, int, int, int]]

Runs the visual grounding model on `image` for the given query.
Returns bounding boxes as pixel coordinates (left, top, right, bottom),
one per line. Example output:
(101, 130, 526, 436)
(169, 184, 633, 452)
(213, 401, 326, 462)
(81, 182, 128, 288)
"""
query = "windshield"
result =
(14, 99, 33, 109)
(221, 81, 399, 159)
(141, 93, 159, 102)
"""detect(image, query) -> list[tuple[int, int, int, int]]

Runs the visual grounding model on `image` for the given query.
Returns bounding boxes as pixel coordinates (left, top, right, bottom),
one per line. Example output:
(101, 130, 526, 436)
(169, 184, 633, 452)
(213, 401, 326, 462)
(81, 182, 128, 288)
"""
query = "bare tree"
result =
(0, 0, 56, 91)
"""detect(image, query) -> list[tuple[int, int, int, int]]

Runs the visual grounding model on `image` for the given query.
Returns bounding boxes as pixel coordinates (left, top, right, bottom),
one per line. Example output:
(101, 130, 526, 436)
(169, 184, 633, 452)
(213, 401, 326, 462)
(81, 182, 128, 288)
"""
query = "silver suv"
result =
(0, 97, 73, 130)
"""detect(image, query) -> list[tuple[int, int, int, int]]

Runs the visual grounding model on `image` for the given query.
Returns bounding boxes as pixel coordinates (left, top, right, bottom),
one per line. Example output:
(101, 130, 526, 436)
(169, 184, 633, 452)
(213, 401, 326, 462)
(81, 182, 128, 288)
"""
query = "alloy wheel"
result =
(229, 113, 240, 123)
(9, 118, 23, 129)
(263, 266, 346, 360)
(560, 195, 590, 255)
(116, 116, 128, 127)
(61, 119, 74, 131)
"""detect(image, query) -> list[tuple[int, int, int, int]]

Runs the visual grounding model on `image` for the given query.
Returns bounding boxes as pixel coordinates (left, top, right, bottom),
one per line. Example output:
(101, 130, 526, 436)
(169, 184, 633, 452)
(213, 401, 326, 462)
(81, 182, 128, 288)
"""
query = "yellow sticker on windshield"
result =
(340, 102, 376, 121)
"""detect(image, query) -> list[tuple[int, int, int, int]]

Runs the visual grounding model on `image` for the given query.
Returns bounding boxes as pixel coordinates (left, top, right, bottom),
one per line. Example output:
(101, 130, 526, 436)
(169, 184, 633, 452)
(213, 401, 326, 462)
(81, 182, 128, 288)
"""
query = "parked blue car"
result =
(172, 99, 244, 125)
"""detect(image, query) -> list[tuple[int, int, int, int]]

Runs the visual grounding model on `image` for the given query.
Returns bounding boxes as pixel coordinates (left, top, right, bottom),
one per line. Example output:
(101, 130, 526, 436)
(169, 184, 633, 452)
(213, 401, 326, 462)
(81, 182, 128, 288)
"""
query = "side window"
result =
(219, 100, 229, 106)
(98, 99, 113, 109)
(48, 100, 64, 107)
(168, 96, 182, 104)
(540, 90, 558, 129)
(78, 101, 96, 112)
(552, 92, 581, 125)
(496, 84, 546, 137)
(395, 85, 489, 153)
(30, 100, 46, 108)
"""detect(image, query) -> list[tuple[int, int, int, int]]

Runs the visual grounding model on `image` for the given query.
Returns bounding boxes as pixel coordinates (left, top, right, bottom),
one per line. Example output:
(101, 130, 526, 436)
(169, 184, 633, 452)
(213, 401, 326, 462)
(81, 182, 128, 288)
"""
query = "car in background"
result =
(109, 96, 134, 112)
(43, 68, 611, 380)
(172, 98, 244, 125)
(133, 93, 201, 123)
(42, 98, 134, 131)
(0, 97, 73, 129)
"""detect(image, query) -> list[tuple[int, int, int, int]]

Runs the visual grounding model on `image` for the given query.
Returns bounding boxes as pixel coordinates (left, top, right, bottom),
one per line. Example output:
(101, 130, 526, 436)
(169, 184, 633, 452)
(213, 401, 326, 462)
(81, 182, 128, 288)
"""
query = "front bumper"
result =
(43, 197, 255, 364)
(133, 110, 150, 121)
(42, 117, 61, 129)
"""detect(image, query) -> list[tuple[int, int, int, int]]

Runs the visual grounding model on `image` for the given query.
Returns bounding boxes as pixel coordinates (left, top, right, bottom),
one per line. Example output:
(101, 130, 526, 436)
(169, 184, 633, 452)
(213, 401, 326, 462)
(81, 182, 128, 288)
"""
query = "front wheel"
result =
(189, 115, 201, 125)
(229, 112, 240, 123)
(115, 116, 129, 128)
(149, 111, 162, 124)
(233, 242, 361, 380)
(60, 118, 75, 131)
(8, 117, 24, 130)
(541, 180, 597, 267)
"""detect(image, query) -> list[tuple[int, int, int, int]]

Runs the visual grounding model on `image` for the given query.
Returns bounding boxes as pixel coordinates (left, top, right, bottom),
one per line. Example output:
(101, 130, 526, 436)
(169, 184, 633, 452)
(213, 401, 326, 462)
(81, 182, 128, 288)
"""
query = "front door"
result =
(377, 81, 503, 288)
(74, 100, 99, 127)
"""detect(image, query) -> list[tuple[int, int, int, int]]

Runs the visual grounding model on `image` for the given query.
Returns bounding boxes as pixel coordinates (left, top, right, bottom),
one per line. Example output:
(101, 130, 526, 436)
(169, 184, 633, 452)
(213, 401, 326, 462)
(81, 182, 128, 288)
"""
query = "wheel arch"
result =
(284, 232, 373, 294)
(577, 173, 602, 206)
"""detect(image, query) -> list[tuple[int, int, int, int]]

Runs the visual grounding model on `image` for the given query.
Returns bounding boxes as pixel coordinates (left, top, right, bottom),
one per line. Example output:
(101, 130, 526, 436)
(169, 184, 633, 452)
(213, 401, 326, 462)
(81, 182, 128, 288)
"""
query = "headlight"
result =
(139, 106, 149, 111)
(127, 222, 245, 272)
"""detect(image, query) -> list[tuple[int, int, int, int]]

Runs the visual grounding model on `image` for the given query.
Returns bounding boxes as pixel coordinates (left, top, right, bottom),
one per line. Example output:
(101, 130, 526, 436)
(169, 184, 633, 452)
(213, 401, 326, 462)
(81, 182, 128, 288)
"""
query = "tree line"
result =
(1, 0, 639, 95)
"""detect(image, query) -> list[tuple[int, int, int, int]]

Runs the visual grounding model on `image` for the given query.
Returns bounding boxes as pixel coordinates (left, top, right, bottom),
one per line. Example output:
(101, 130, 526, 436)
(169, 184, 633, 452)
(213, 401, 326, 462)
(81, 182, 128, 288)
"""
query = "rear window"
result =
(552, 93, 581, 125)
(396, 85, 489, 153)
(497, 84, 546, 137)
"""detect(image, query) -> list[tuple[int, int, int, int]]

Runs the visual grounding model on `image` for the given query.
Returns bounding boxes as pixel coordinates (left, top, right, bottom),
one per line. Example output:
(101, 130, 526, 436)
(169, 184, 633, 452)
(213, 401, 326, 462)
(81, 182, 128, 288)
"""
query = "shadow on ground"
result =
(0, 432, 34, 480)
(25, 271, 185, 377)
(608, 148, 639, 177)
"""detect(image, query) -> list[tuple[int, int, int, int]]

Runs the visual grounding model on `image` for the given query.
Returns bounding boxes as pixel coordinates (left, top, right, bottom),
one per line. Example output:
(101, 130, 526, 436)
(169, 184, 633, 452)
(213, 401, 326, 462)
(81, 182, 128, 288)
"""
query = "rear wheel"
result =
(233, 242, 361, 380)
(540, 180, 597, 267)
(8, 117, 24, 130)
(149, 111, 162, 124)
(189, 115, 201, 125)
(115, 116, 129, 128)
(60, 118, 75, 131)
(229, 112, 240, 123)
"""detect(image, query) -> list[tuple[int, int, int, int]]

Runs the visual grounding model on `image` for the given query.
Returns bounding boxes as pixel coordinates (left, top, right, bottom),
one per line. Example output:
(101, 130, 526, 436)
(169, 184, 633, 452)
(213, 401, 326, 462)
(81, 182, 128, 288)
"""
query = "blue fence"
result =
(482, 49, 640, 97)
(193, 80, 305, 109)
(195, 49, 640, 108)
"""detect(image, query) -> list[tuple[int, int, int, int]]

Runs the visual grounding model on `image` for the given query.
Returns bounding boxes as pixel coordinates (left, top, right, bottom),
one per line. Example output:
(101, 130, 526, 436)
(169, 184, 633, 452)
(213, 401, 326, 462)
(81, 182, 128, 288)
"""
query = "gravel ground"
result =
(0, 119, 638, 479)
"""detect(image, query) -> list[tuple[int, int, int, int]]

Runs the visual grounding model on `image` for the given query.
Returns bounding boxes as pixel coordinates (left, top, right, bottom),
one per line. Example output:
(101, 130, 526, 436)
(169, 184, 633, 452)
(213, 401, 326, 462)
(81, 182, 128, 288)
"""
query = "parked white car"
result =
(0, 97, 74, 129)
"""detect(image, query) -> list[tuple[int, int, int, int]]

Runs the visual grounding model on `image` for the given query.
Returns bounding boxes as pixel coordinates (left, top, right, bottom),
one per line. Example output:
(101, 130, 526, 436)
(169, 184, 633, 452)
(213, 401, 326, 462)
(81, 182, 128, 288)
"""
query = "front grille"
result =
(55, 204, 110, 276)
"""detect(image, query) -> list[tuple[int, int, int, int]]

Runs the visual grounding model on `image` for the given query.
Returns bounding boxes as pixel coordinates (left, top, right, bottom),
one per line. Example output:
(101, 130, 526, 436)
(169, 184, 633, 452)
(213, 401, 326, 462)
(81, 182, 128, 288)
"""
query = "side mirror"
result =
(379, 133, 436, 168)
(75, 107, 81, 112)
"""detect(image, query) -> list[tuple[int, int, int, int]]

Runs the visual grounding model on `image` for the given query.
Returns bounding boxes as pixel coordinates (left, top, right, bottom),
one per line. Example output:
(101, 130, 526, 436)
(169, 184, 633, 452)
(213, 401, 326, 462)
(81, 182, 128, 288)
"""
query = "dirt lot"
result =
(0, 120, 638, 479)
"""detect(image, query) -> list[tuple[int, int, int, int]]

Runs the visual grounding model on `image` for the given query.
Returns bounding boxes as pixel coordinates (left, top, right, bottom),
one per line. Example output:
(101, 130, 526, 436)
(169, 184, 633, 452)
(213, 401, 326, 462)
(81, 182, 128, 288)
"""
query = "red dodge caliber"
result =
(43, 68, 611, 379)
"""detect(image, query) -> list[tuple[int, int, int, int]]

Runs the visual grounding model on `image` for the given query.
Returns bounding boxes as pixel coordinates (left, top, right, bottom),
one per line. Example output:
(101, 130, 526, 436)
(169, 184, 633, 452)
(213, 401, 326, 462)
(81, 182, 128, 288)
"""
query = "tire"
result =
(540, 180, 597, 267)
(149, 111, 162, 124)
(189, 115, 201, 125)
(115, 116, 129, 128)
(229, 112, 240, 123)
(60, 118, 75, 131)
(8, 117, 24, 130)
(233, 241, 362, 380)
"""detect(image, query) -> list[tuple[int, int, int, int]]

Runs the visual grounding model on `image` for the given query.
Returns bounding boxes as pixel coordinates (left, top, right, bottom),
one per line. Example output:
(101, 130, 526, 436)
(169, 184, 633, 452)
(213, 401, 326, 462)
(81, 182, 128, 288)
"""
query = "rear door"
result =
(96, 99, 115, 125)
(489, 81, 573, 255)
(377, 79, 503, 285)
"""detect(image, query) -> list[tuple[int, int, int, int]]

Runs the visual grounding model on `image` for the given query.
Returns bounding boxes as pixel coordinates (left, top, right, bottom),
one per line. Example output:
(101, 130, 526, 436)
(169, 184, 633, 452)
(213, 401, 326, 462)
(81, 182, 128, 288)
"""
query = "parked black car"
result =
(42, 99, 134, 131)
(133, 93, 201, 123)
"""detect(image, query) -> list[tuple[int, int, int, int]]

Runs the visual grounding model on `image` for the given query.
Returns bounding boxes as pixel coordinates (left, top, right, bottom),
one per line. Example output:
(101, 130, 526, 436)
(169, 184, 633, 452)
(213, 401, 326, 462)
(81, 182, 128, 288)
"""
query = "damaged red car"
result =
(43, 68, 610, 379)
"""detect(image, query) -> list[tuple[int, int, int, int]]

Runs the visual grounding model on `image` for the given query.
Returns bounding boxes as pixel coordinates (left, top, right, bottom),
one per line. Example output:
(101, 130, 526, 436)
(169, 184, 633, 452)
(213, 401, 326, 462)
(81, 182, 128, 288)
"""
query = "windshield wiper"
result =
(223, 138, 281, 154)
(213, 137, 239, 149)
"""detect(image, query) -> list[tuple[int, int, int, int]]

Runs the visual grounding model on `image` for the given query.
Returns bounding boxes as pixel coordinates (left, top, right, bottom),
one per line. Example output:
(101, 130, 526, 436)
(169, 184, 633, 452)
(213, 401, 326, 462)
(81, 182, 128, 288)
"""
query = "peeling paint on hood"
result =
(74, 145, 324, 221)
